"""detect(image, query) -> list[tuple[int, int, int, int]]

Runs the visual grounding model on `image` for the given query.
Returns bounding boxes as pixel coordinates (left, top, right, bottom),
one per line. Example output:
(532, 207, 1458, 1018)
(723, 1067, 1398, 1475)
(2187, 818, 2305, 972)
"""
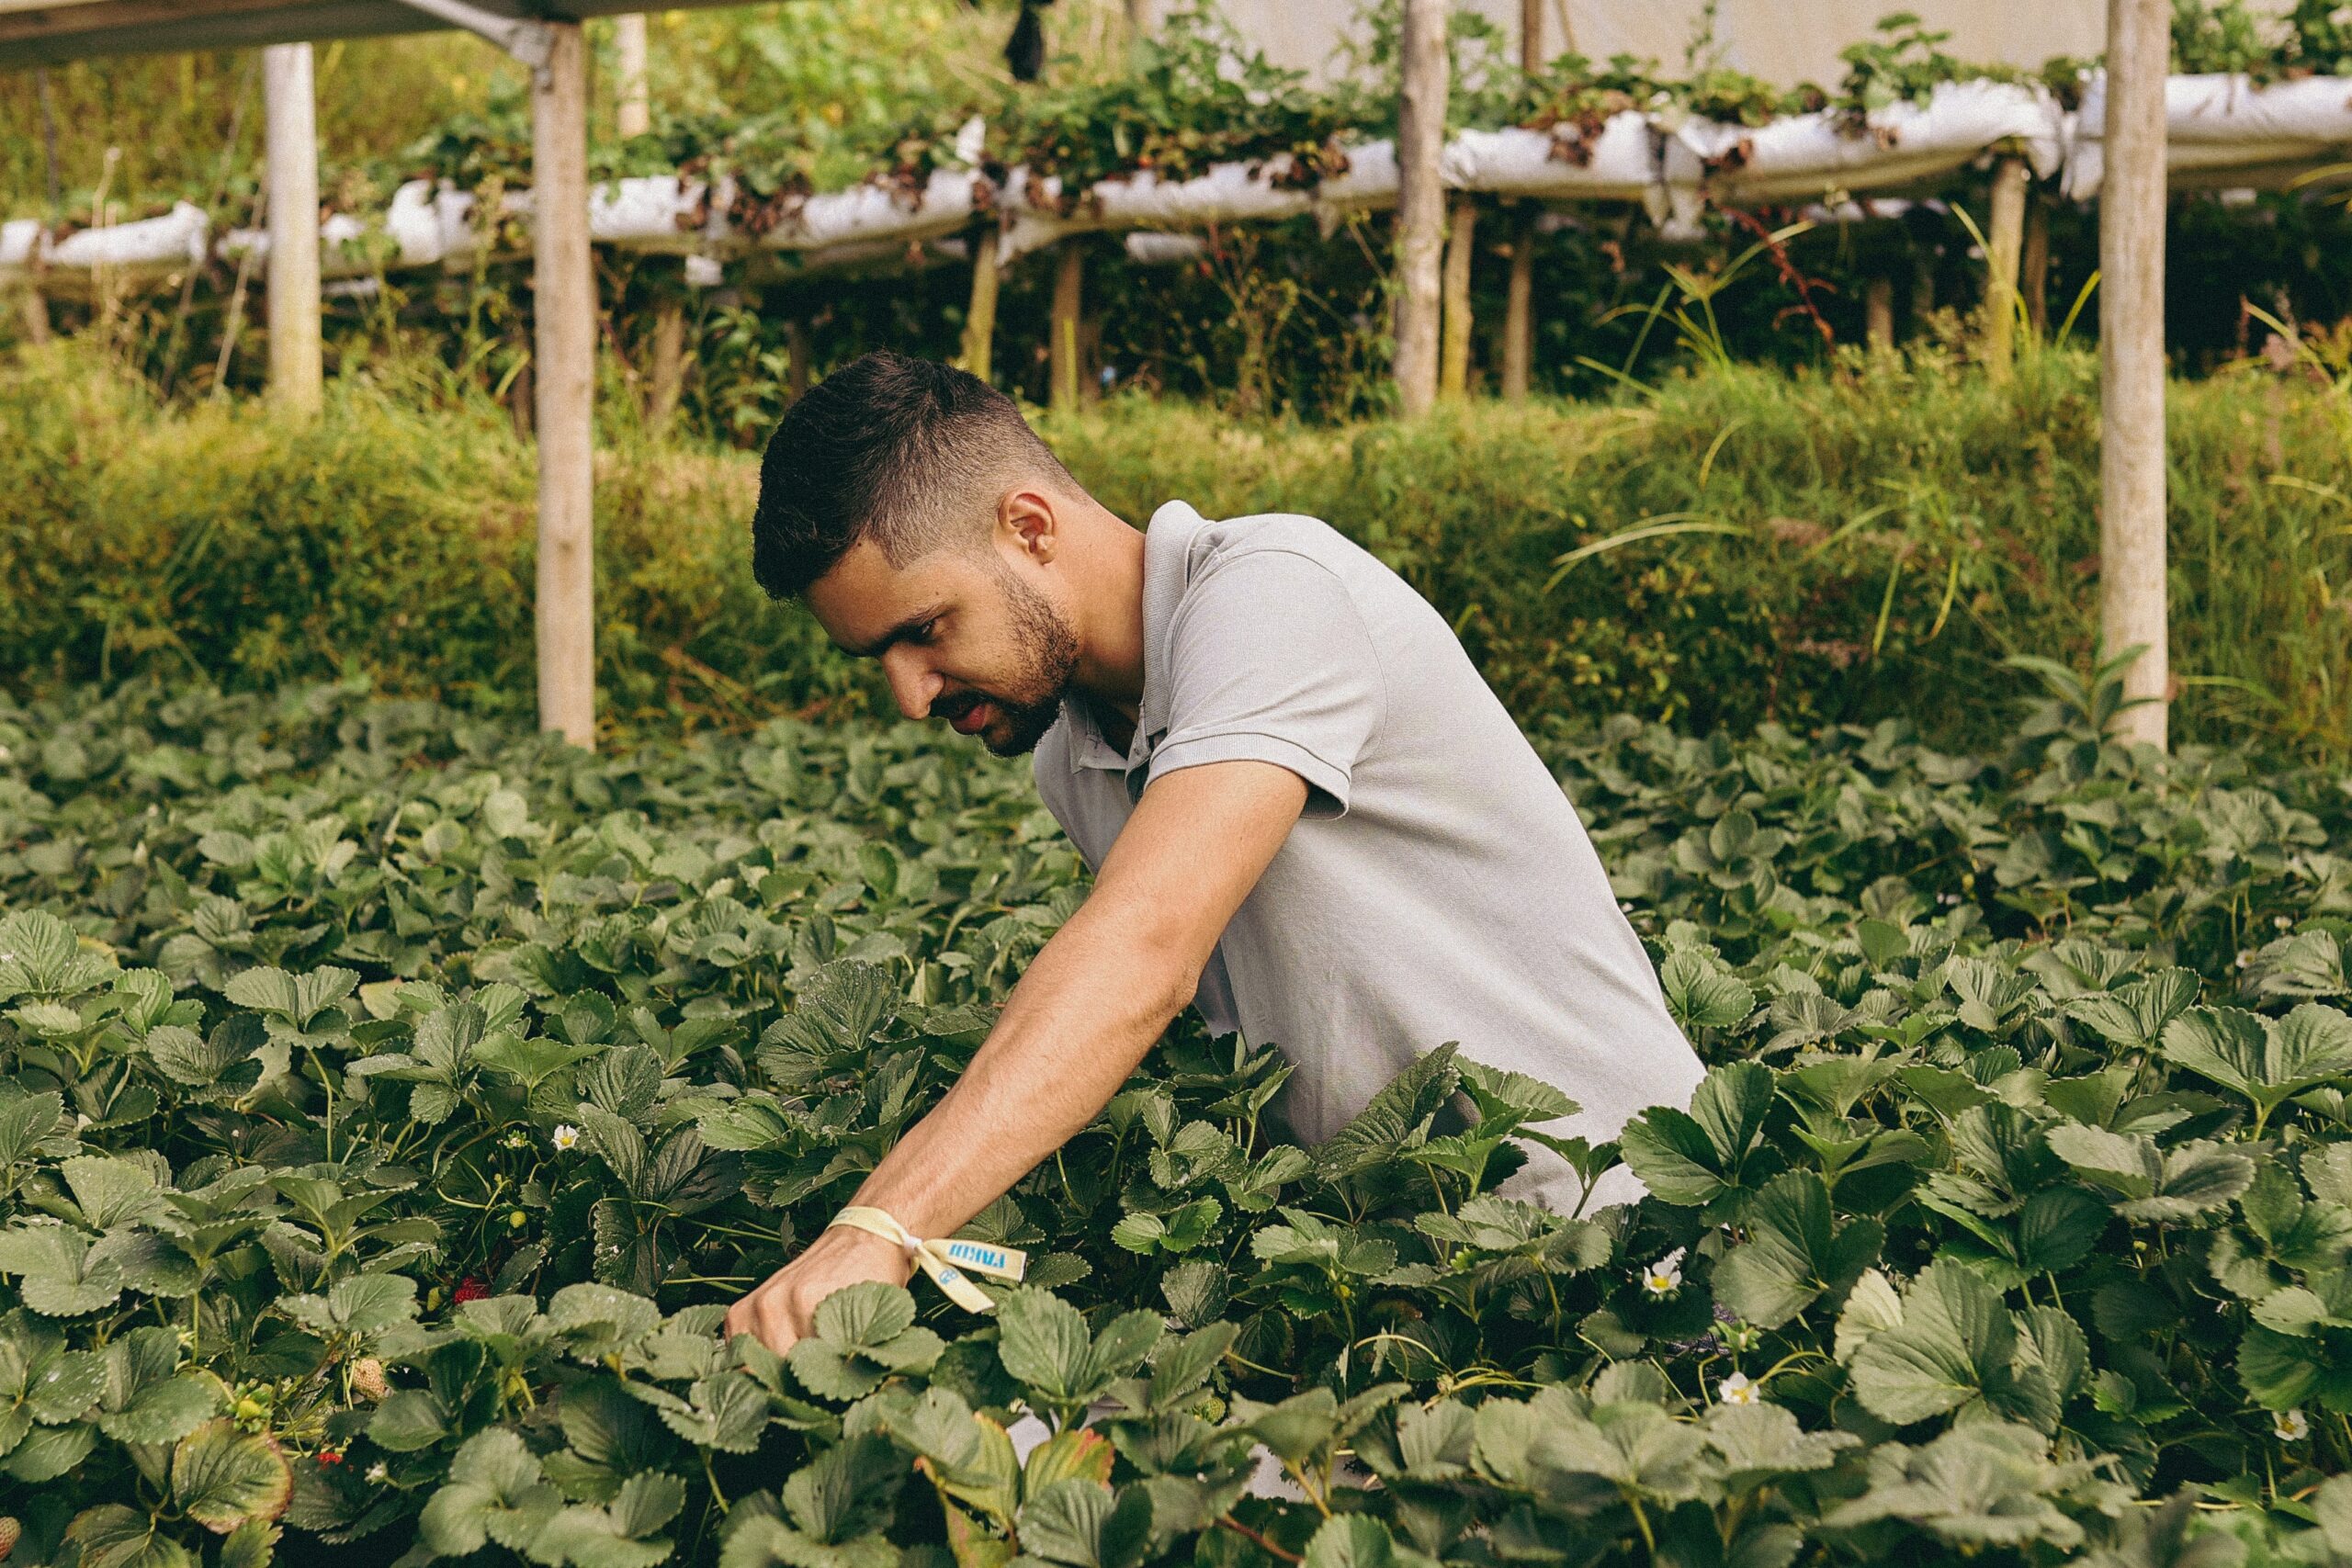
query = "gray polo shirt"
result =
(1031, 500, 1702, 1211)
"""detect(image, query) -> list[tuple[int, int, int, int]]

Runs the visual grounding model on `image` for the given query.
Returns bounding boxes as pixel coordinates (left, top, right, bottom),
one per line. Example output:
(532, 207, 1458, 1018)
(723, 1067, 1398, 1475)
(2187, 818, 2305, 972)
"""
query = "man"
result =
(725, 351, 1702, 1354)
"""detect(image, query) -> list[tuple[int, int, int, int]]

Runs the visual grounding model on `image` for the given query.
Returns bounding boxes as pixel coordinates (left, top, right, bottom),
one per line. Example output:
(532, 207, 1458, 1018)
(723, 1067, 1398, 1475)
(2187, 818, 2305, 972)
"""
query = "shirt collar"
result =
(1060, 498, 1213, 774)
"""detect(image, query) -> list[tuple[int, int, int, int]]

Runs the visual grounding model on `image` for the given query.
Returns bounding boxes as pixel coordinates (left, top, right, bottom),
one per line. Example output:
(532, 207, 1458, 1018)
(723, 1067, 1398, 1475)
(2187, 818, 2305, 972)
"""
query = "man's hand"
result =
(724, 1224, 911, 1355)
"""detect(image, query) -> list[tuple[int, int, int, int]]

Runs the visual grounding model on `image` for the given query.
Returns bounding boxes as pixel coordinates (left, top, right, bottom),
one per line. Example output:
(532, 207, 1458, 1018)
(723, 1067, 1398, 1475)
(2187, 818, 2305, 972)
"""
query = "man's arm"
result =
(724, 758, 1307, 1353)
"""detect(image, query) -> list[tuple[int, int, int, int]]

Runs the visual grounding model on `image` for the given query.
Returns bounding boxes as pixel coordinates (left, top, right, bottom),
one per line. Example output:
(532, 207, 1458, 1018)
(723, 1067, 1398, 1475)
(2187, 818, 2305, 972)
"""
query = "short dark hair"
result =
(750, 351, 1082, 599)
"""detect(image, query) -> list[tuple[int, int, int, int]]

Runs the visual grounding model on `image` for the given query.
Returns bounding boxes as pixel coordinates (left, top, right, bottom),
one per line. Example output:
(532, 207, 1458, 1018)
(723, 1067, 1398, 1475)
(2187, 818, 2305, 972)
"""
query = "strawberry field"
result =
(0, 667, 2348, 1567)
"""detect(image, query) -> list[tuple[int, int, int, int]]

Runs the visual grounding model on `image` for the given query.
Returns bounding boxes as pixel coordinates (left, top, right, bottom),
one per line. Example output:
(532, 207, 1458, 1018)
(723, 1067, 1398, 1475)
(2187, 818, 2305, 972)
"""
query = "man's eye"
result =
(914, 619, 941, 643)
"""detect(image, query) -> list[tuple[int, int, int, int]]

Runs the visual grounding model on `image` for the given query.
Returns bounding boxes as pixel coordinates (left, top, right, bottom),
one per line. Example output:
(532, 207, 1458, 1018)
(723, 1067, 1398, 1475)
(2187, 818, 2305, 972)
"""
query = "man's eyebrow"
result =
(837, 607, 944, 660)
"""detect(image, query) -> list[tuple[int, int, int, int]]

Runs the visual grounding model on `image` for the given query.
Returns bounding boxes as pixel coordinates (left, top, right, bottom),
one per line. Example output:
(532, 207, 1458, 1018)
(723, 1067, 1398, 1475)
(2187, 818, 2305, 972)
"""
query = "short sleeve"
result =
(1146, 548, 1386, 818)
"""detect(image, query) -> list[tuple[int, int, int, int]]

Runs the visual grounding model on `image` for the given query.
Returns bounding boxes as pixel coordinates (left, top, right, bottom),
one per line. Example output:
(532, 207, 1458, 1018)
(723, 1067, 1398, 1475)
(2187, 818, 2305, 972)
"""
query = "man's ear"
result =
(1000, 486, 1061, 563)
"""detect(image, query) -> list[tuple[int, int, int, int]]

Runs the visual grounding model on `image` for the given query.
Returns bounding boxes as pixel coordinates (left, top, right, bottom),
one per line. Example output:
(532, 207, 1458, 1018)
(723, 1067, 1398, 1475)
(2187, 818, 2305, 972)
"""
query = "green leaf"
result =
(61, 1156, 164, 1229)
(172, 1418, 294, 1534)
(2162, 1004, 2352, 1123)
(2063, 969, 2199, 1051)
(64, 1504, 198, 1568)
(219, 1518, 278, 1568)
(2044, 1124, 2254, 1222)
(419, 1427, 563, 1557)
(0, 1226, 124, 1316)
(1660, 951, 1757, 1032)
(1847, 1259, 2019, 1427)
(98, 1328, 217, 1444)
(281, 1273, 417, 1338)
(1619, 1062, 1775, 1208)
(1459, 1058, 1580, 1123)
(998, 1291, 1162, 1410)
(813, 1281, 914, 1349)
(759, 964, 896, 1087)
(367, 1389, 448, 1452)
(1711, 1170, 1884, 1328)
(1017, 1479, 1152, 1568)
(6, 1418, 96, 1482)
(783, 1432, 902, 1543)
(1316, 1043, 1460, 1180)
(1302, 1515, 1395, 1568)
(548, 1282, 663, 1362)
(1701, 1402, 1859, 1485)
(533, 1472, 686, 1568)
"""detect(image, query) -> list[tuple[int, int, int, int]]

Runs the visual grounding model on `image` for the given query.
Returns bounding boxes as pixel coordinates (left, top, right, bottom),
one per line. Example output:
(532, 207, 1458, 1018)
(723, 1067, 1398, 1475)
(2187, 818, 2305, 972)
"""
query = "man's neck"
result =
(1066, 511, 1150, 738)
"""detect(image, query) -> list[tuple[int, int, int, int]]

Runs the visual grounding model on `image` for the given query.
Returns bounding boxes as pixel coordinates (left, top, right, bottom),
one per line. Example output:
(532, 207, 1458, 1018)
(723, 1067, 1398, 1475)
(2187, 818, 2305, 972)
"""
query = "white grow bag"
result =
(764, 167, 985, 252)
(2065, 71, 2352, 198)
(8, 201, 212, 288)
(0, 218, 40, 283)
(1665, 78, 2064, 209)
(1443, 113, 1658, 202)
(1001, 154, 1321, 259)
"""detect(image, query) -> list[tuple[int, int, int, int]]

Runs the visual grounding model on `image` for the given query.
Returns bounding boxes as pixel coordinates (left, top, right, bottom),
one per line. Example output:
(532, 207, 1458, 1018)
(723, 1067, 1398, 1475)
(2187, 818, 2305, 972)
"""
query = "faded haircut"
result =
(750, 351, 1083, 600)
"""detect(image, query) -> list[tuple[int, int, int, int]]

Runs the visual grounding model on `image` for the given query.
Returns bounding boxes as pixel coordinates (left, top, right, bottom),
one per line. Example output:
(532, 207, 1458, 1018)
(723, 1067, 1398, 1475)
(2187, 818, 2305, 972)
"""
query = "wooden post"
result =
(1501, 209, 1534, 400)
(1865, 277, 1894, 352)
(1983, 155, 2028, 380)
(1440, 200, 1476, 398)
(1393, 0, 1447, 417)
(614, 14, 650, 139)
(262, 43, 322, 418)
(1050, 241, 1083, 416)
(2100, 0, 2168, 750)
(786, 317, 811, 403)
(16, 286, 50, 345)
(534, 23, 597, 749)
(2021, 194, 2050, 338)
(1501, 0, 1543, 401)
(960, 230, 1001, 383)
(645, 296, 686, 433)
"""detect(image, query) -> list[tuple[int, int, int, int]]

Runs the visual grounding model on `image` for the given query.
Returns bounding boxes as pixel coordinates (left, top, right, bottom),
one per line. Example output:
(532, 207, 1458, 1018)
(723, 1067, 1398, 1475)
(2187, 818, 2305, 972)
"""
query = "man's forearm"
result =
(840, 896, 1197, 1240)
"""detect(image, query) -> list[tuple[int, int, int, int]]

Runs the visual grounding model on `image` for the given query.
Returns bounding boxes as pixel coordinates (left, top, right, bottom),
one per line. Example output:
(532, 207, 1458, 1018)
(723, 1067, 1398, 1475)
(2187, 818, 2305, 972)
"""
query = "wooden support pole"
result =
(2100, 0, 2169, 750)
(786, 317, 811, 403)
(645, 295, 685, 434)
(1983, 155, 2029, 379)
(534, 23, 597, 749)
(15, 286, 50, 345)
(1865, 277, 1894, 353)
(1501, 0, 1543, 400)
(614, 14, 650, 139)
(262, 42, 322, 418)
(1440, 199, 1476, 399)
(960, 231, 1001, 384)
(1050, 241, 1083, 416)
(1393, 0, 1447, 417)
(2021, 194, 2050, 339)
(1501, 210, 1534, 400)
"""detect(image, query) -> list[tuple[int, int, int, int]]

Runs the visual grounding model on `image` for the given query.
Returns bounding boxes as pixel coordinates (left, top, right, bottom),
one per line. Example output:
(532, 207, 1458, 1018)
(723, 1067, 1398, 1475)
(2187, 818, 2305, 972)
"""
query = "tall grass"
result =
(4, 341, 2346, 757)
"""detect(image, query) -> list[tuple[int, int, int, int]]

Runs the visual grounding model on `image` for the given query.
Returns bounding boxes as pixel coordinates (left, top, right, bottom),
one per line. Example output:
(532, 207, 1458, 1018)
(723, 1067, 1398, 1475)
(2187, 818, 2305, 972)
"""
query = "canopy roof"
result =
(0, 0, 738, 68)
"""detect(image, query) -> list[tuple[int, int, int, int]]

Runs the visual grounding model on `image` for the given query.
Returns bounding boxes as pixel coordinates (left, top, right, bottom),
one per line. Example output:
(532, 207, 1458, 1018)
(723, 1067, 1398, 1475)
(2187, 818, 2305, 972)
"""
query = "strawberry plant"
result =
(2, 668, 2351, 1564)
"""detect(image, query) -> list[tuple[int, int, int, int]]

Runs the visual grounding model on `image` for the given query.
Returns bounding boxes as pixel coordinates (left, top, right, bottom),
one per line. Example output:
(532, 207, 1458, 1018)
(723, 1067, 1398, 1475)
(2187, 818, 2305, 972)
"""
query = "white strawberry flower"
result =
(1642, 1248, 1685, 1296)
(2277, 1409, 2310, 1441)
(551, 1123, 580, 1151)
(1718, 1371, 1761, 1406)
(367, 1461, 390, 1484)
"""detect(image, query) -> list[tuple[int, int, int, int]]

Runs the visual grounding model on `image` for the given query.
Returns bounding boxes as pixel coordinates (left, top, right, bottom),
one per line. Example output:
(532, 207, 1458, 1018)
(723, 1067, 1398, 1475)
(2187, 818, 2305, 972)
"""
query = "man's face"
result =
(806, 536, 1080, 758)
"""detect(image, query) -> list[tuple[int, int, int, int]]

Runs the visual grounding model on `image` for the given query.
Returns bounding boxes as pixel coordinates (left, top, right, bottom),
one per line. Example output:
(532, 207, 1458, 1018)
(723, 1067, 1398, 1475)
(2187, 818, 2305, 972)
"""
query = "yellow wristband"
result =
(829, 1205, 1027, 1314)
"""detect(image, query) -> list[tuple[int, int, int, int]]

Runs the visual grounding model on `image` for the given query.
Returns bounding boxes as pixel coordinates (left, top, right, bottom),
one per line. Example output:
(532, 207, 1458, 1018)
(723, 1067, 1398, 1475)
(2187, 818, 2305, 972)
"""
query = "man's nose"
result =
(880, 649, 941, 721)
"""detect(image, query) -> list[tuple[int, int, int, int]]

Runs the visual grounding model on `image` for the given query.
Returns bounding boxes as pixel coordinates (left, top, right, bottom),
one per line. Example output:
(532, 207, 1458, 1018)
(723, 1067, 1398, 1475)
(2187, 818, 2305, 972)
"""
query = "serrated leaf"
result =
(1711, 1170, 1883, 1329)
(172, 1418, 293, 1534)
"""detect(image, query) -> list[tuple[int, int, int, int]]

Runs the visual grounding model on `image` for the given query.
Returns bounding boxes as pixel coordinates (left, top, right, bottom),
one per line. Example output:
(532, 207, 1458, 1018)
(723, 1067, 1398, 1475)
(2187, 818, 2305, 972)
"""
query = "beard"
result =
(933, 565, 1080, 758)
